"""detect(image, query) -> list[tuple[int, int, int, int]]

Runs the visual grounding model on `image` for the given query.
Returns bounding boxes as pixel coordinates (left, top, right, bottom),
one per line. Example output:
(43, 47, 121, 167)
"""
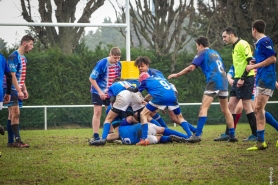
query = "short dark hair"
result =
(21, 35, 35, 45)
(252, 19, 266, 34)
(222, 27, 237, 37)
(134, 56, 151, 67)
(110, 47, 121, 56)
(195, 36, 209, 47)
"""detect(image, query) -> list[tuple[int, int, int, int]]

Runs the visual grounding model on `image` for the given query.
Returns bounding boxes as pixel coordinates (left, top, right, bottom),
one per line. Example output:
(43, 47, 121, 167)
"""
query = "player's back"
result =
(108, 81, 131, 97)
(141, 76, 177, 105)
(119, 123, 142, 145)
(202, 49, 228, 90)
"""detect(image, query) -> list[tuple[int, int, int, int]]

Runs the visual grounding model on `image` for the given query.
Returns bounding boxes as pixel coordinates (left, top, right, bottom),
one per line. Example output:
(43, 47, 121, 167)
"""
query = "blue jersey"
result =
(108, 81, 132, 98)
(6, 50, 27, 90)
(119, 123, 142, 145)
(147, 68, 165, 78)
(139, 76, 177, 106)
(192, 48, 228, 91)
(254, 36, 277, 89)
(0, 54, 10, 102)
(90, 57, 121, 95)
(227, 65, 235, 77)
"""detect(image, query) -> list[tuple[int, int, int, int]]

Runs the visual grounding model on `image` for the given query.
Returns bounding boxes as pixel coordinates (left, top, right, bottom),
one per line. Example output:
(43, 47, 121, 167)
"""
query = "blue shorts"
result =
(3, 89, 23, 107)
(91, 93, 110, 106)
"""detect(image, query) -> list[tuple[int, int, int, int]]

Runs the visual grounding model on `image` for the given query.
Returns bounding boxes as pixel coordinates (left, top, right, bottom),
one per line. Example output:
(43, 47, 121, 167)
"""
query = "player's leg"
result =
(7, 90, 29, 148)
(218, 93, 238, 142)
(140, 104, 156, 140)
(214, 95, 240, 141)
(90, 93, 105, 141)
(265, 110, 278, 131)
(234, 99, 243, 129)
(91, 105, 102, 140)
(186, 94, 214, 143)
(9, 106, 28, 148)
(242, 99, 257, 141)
(247, 93, 269, 151)
(101, 109, 120, 140)
(151, 111, 167, 128)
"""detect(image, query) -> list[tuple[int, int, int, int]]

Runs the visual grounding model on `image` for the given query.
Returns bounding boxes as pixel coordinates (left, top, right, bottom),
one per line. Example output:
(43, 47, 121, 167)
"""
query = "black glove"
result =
(89, 139, 107, 146)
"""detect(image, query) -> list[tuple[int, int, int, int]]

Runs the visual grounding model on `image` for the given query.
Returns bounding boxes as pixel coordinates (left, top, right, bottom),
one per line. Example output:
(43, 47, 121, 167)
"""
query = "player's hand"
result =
(136, 139, 149, 146)
(246, 65, 254, 72)
(99, 92, 107, 100)
(228, 79, 234, 87)
(18, 91, 24, 100)
(168, 74, 178, 79)
(89, 139, 106, 146)
(276, 81, 278, 90)
(23, 91, 29, 99)
(3, 94, 10, 104)
(142, 100, 148, 105)
(237, 79, 244, 88)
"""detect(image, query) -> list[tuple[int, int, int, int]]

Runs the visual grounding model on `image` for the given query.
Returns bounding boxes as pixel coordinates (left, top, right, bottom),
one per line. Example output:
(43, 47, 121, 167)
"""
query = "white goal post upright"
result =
(0, 0, 131, 60)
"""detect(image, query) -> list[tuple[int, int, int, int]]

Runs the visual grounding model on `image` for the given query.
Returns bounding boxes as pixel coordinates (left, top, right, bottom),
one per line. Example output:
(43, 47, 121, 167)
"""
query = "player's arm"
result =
(240, 57, 253, 80)
(21, 83, 28, 99)
(168, 64, 196, 79)
(11, 72, 24, 99)
(4, 71, 12, 95)
(89, 77, 106, 100)
(246, 55, 276, 72)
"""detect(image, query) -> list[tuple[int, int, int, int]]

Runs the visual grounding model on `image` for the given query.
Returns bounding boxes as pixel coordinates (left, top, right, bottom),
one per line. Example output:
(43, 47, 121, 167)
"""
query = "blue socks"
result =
(257, 130, 265, 142)
(93, 133, 100, 140)
(142, 124, 148, 139)
(160, 136, 171, 143)
(188, 123, 197, 133)
(195, 117, 207, 137)
(265, 111, 278, 131)
(7, 120, 14, 144)
(163, 128, 188, 139)
(180, 122, 192, 137)
(150, 119, 161, 127)
(101, 123, 111, 140)
(228, 128, 235, 138)
(152, 113, 168, 128)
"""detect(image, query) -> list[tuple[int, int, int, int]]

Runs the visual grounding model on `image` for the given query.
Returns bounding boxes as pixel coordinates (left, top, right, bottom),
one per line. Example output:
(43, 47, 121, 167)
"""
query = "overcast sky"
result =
(0, 0, 122, 47)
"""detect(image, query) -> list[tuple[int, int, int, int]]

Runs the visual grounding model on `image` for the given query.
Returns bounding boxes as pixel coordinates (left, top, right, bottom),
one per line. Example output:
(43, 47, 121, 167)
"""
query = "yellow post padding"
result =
(120, 61, 139, 79)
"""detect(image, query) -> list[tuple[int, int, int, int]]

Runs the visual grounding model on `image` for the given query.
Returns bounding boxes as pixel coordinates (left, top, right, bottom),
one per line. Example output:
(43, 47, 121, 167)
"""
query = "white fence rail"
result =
(3, 101, 278, 130)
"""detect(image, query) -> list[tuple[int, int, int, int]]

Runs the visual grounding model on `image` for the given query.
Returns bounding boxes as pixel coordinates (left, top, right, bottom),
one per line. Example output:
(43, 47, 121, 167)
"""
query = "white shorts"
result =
(113, 90, 144, 111)
(204, 90, 228, 97)
(147, 123, 159, 144)
(256, 87, 274, 97)
(149, 101, 179, 111)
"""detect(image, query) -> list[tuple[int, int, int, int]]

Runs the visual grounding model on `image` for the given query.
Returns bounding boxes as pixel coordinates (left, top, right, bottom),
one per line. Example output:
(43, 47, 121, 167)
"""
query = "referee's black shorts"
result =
(230, 76, 254, 100)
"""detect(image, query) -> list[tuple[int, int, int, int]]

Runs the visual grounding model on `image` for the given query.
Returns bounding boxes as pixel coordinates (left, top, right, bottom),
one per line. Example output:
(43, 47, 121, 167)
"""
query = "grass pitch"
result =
(0, 124, 277, 185)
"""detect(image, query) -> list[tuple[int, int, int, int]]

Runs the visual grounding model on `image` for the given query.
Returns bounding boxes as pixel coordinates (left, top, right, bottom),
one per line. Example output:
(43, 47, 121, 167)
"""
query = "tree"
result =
(196, 0, 278, 49)
(0, 38, 8, 52)
(113, 0, 196, 72)
(20, 0, 106, 54)
(82, 17, 125, 50)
